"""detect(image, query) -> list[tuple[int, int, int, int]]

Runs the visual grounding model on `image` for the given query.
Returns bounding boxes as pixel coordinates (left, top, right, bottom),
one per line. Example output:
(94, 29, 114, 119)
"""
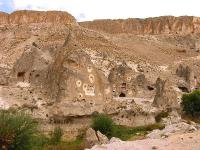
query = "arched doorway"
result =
(119, 92, 126, 97)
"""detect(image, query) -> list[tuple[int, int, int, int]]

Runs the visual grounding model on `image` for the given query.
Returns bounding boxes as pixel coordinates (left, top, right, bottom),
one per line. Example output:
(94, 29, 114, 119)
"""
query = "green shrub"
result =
(50, 127, 63, 145)
(112, 123, 165, 140)
(92, 114, 114, 138)
(31, 134, 50, 150)
(44, 141, 84, 150)
(0, 110, 38, 150)
(155, 111, 169, 122)
(181, 90, 200, 117)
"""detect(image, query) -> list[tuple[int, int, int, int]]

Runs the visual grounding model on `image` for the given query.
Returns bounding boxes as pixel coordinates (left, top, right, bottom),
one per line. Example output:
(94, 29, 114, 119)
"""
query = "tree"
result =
(0, 110, 38, 150)
(91, 114, 114, 138)
(181, 90, 200, 117)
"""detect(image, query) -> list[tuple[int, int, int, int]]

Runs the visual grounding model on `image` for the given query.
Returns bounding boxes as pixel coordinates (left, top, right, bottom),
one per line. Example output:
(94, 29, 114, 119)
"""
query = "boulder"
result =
(147, 122, 197, 139)
(85, 128, 100, 148)
(109, 137, 122, 143)
(97, 131, 109, 144)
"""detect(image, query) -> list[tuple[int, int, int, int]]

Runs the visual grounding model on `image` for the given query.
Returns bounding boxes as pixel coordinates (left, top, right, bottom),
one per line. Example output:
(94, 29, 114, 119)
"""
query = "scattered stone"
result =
(109, 137, 122, 143)
(147, 122, 197, 139)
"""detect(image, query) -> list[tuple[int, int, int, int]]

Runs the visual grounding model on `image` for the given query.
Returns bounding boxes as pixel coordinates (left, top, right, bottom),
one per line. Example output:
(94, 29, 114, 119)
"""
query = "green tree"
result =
(181, 90, 200, 117)
(92, 114, 114, 138)
(0, 110, 38, 150)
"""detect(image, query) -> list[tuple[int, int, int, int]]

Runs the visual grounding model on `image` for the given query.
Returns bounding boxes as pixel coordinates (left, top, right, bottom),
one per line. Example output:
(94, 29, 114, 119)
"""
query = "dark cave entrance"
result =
(178, 86, 189, 93)
(147, 85, 154, 91)
(119, 92, 126, 97)
(17, 72, 25, 81)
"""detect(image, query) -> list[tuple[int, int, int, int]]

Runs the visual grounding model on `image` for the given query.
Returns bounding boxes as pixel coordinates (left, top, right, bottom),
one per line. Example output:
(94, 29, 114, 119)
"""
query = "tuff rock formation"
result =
(80, 16, 200, 34)
(152, 78, 178, 109)
(1, 10, 200, 138)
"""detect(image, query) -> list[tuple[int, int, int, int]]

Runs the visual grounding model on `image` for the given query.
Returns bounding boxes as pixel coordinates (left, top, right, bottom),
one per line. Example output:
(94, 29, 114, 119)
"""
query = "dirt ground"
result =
(89, 131, 200, 150)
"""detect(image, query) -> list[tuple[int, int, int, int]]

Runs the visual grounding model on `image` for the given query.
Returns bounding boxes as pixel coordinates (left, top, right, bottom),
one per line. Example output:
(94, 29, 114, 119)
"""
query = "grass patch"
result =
(112, 123, 165, 141)
(91, 114, 165, 140)
(182, 114, 200, 124)
(44, 139, 84, 150)
(155, 111, 169, 122)
(43, 131, 85, 150)
(92, 114, 114, 138)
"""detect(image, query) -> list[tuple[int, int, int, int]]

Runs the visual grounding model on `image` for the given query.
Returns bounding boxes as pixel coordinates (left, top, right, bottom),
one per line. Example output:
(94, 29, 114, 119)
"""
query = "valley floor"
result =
(89, 131, 200, 150)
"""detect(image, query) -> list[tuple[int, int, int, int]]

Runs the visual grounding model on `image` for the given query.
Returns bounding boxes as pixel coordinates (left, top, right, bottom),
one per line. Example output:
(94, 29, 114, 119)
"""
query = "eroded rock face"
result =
(50, 50, 111, 102)
(108, 62, 136, 98)
(0, 10, 76, 25)
(2, 10, 200, 138)
(152, 78, 178, 109)
(80, 16, 200, 34)
(176, 64, 196, 92)
(48, 49, 112, 117)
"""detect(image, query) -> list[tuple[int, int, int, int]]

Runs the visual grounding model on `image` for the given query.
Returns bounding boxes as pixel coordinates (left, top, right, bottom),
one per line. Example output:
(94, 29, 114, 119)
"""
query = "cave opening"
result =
(178, 86, 189, 93)
(119, 92, 126, 97)
(147, 85, 154, 91)
(17, 72, 25, 81)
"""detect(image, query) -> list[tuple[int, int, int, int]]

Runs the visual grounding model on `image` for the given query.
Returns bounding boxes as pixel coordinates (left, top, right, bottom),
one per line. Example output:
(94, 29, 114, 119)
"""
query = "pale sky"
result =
(0, 0, 200, 21)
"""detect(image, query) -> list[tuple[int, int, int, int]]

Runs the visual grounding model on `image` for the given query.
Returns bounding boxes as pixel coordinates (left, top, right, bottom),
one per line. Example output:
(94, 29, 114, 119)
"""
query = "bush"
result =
(112, 123, 165, 140)
(181, 90, 200, 117)
(50, 127, 63, 145)
(44, 139, 84, 150)
(92, 114, 114, 138)
(0, 110, 38, 150)
(155, 111, 169, 122)
(31, 134, 50, 150)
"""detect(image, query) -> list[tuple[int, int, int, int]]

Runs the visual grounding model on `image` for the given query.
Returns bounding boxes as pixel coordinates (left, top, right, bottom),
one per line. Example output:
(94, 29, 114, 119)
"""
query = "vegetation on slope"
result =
(92, 114, 165, 140)
(181, 90, 200, 118)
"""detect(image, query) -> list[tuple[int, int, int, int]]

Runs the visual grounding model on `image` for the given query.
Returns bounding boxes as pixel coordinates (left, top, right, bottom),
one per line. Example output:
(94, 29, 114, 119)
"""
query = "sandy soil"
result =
(89, 131, 200, 150)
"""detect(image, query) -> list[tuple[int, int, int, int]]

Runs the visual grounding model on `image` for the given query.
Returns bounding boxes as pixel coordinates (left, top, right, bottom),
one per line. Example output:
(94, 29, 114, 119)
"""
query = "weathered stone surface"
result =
(0, 10, 77, 25)
(97, 131, 109, 144)
(85, 128, 100, 148)
(147, 122, 197, 139)
(108, 62, 136, 98)
(2, 10, 200, 139)
(176, 64, 196, 91)
(152, 78, 178, 109)
(109, 137, 122, 143)
(88, 131, 200, 150)
(80, 16, 200, 34)
(85, 128, 109, 148)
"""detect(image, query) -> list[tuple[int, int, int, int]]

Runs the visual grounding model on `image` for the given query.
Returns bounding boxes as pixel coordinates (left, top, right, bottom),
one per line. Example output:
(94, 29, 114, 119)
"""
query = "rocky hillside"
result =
(1, 10, 200, 139)
(80, 16, 200, 34)
(0, 10, 76, 25)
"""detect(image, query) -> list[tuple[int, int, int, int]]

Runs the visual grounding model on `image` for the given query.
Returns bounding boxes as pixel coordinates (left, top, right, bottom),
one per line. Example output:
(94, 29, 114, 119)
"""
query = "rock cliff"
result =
(0, 10, 76, 25)
(80, 16, 200, 34)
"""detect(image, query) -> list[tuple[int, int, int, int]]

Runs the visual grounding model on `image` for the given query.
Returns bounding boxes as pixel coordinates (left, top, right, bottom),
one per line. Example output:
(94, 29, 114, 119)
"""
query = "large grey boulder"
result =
(85, 128, 109, 148)
(97, 131, 109, 144)
(85, 128, 100, 148)
(109, 137, 122, 143)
